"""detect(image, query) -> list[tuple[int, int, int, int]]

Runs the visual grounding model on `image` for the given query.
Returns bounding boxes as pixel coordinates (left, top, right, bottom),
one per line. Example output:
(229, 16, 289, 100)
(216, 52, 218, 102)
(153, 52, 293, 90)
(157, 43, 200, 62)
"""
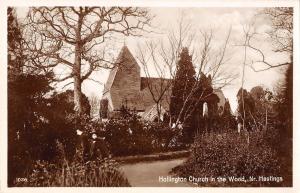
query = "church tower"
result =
(102, 46, 143, 115)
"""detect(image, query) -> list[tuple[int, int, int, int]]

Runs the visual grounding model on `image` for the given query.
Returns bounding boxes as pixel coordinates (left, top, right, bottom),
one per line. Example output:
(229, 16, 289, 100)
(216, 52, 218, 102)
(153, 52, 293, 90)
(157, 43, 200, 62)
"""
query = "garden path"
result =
(120, 158, 191, 187)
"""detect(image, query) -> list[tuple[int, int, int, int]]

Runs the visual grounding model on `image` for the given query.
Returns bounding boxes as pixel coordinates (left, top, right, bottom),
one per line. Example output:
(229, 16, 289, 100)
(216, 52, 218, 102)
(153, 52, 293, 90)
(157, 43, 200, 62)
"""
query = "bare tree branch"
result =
(23, 6, 153, 113)
(239, 8, 293, 72)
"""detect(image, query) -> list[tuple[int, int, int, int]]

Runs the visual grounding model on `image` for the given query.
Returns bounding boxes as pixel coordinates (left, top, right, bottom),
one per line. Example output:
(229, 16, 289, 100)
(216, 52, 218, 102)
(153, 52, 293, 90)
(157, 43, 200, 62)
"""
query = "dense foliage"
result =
(103, 117, 185, 156)
(172, 130, 284, 187)
(8, 79, 91, 185)
(8, 72, 54, 186)
(77, 110, 185, 157)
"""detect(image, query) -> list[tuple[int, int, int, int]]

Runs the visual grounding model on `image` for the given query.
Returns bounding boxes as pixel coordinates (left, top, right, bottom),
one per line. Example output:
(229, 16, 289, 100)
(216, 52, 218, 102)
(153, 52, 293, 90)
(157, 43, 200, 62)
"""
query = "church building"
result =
(100, 46, 226, 121)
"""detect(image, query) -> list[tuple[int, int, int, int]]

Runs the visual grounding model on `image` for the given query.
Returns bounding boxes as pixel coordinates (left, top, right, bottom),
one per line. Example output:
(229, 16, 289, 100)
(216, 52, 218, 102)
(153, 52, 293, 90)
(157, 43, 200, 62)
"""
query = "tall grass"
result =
(15, 142, 130, 187)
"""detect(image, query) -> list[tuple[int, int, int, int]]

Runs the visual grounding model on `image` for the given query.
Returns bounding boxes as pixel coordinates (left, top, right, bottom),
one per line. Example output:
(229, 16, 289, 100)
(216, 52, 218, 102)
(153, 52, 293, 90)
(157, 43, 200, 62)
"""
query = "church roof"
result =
(103, 45, 139, 94)
(103, 67, 117, 94)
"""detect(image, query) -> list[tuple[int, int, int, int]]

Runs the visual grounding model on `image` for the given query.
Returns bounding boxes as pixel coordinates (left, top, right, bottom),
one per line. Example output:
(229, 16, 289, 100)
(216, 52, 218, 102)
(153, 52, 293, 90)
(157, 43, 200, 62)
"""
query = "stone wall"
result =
(109, 46, 144, 111)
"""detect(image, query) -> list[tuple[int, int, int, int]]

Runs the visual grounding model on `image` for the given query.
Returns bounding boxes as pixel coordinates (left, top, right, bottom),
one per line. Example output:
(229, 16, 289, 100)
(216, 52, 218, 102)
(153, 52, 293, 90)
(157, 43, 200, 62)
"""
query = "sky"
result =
(16, 7, 290, 112)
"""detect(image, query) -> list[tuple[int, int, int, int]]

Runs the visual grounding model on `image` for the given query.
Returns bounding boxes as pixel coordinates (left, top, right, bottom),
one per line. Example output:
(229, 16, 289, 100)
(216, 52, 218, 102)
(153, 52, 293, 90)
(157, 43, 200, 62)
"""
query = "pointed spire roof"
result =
(115, 45, 139, 70)
(103, 45, 139, 94)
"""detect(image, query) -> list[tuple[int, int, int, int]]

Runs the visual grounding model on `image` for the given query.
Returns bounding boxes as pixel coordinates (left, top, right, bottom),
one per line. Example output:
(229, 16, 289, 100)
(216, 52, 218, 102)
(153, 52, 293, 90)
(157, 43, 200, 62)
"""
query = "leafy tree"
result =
(250, 86, 265, 100)
(170, 47, 196, 122)
(237, 86, 275, 132)
(9, 83, 92, 186)
(282, 63, 292, 138)
(250, 86, 275, 130)
(273, 59, 293, 185)
(169, 47, 196, 141)
(262, 8, 293, 186)
(51, 90, 91, 117)
(223, 99, 232, 116)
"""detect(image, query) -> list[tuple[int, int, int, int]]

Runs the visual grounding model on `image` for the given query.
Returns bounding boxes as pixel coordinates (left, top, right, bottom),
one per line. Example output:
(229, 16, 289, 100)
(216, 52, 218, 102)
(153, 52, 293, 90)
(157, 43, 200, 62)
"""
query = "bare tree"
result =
(264, 8, 293, 54)
(237, 7, 293, 142)
(239, 7, 293, 118)
(23, 7, 152, 114)
(138, 14, 236, 128)
(242, 8, 293, 72)
(136, 41, 172, 122)
(196, 28, 238, 89)
(238, 24, 252, 143)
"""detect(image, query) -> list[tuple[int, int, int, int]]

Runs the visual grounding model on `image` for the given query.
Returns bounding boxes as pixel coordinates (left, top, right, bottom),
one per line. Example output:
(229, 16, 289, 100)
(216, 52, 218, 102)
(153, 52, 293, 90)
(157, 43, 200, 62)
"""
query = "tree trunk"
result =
(74, 73, 82, 114)
(73, 43, 82, 114)
(74, 11, 83, 115)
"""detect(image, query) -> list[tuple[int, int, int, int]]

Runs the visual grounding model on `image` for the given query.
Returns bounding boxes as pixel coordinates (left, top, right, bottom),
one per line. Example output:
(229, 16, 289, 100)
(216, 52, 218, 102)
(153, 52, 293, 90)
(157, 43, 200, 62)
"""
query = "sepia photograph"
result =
(3, 0, 298, 190)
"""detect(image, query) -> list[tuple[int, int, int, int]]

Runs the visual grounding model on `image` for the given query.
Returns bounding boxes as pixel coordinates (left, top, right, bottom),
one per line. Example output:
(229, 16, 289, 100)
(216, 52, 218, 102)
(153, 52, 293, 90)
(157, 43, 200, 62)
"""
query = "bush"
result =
(56, 113, 185, 158)
(172, 130, 283, 187)
(99, 116, 185, 157)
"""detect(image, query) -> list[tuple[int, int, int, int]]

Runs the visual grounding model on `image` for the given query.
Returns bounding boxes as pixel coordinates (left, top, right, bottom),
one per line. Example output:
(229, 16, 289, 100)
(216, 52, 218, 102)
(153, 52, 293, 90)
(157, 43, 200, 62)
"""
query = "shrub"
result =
(54, 113, 185, 158)
(102, 116, 185, 156)
(172, 130, 283, 187)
